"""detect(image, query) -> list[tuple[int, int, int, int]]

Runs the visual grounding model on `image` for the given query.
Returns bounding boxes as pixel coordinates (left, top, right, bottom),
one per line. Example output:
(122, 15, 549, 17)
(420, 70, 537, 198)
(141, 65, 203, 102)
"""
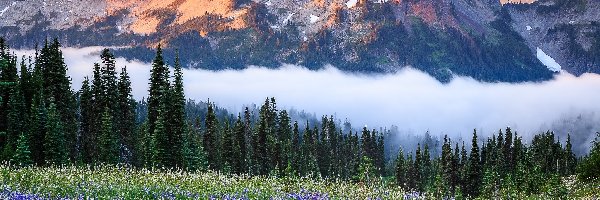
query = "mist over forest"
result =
(13, 47, 600, 155)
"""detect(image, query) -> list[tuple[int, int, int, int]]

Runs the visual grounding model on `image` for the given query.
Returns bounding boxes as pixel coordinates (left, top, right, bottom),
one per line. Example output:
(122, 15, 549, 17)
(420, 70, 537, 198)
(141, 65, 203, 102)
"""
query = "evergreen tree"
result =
(577, 132, 600, 181)
(153, 109, 167, 167)
(99, 109, 118, 164)
(29, 91, 47, 165)
(291, 121, 301, 175)
(116, 66, 136, 164)
(204, 101, 220, 170)
(243, 107, 253, 174)
(11, 132, 32, 167)
(182, 122, 207, 171)
(395, 147, 406, 189)
(167, 54, 185, 168)
(79, 77, 94, 164)
(0, 42, 17, 158)
(564, 134, 576, 175)
(44, 99, 68, 165)
(222, 118, 235, 172)
(465, 129, 481, 198)
(414, 144, 423, 191)
(254, 98, 272, 175)
(232, 115, 245, 173)
(277, 110, 292, 174)
(4, 87, 26, 160)
(147, 45, 170, 147)
(504, 127, 513, 171)
(40, 39, 77, 162)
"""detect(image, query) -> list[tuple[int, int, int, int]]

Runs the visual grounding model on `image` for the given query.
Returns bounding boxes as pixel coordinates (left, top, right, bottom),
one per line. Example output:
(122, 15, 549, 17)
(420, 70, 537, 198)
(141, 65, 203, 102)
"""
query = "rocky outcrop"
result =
(0, 0, 597, 82)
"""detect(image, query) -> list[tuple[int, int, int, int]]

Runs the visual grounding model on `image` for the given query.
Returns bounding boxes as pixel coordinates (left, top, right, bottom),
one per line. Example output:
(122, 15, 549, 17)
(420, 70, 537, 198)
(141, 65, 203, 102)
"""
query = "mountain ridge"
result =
(0, 0, 598, 82)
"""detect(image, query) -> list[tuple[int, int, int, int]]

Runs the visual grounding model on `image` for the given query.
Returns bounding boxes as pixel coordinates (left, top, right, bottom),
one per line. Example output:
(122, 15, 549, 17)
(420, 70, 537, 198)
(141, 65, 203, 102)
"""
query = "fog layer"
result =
(14, 47, 600, 153)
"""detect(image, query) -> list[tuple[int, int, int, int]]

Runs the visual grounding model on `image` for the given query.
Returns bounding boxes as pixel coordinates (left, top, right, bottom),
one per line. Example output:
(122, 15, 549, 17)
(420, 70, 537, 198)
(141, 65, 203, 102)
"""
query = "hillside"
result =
(0, 0, 598, 82)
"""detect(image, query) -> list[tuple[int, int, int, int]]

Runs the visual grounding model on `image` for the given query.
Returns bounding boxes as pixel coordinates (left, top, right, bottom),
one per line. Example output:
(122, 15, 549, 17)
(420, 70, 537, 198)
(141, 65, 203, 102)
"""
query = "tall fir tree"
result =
(79, 77, 94, 164)
(466, 129, 481, 198)
(99, 109, 119, 164)
(29, 91, 47, 165)
(167, 54, 186, 168)
(147, 45, 170, 150)
(11, 132, 32, 167)
(40, 39, 77, 162)
(4, 86, 26, 160)
(232, 115, 245, 173)
(395, 147, 406, 189)
(117, 66, 136, 164)
(204, 101, 220, 170)
(44, 99, 68, 165)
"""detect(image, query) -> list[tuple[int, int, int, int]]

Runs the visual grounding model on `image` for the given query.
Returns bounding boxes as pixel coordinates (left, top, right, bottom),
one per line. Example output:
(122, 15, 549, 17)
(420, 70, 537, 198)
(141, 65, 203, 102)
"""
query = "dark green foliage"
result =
(147, 45, 169, 144)
(29, 91, 47, 165)
(11, 132, 32, 167)
(44, 100, 68, 165)
(577, 132, 600, 181)
(99, 109, 119, 164)
(204, 101, 220, 170)
(79, 77, 94, 164)
(153, 109, 168, 167)
(465, 130, 481, 198)
(395, 148, 406, 189)
(182, 123, 207, 171)
(38, 39, 77, 161)
(166, 54, 185, 168)
(116, 66, 136, 164)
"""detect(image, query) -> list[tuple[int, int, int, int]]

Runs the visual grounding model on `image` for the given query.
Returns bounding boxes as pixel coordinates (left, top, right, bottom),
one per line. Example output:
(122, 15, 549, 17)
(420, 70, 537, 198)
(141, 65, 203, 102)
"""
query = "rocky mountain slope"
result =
(0, 0, 598, 82)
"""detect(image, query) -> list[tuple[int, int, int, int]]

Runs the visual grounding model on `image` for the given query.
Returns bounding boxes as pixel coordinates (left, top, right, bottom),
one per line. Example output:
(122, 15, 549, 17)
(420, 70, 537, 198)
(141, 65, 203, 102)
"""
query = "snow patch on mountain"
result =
(0, 2, 15, 17)
(309, 15, 320, 24)
(346, 0, 358, 8)
(536, 47, 561, 72)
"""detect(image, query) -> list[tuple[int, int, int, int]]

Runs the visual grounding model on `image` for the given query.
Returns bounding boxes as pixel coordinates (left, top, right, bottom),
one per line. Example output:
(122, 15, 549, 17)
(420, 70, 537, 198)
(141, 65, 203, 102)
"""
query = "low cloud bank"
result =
(15, 47, 600, 154)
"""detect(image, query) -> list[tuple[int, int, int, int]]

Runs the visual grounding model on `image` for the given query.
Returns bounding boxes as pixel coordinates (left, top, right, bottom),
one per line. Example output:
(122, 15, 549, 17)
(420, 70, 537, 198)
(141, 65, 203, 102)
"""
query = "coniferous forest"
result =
(0, 38, 599, 199)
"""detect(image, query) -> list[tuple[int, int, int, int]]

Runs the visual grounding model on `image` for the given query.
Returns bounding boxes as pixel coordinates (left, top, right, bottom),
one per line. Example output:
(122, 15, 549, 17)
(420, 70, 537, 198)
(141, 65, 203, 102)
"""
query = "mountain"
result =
(0, 0, 598, 82)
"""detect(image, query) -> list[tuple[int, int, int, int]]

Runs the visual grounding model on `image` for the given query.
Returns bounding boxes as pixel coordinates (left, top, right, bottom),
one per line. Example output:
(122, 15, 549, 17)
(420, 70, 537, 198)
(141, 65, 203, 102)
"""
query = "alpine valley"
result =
(1, 0, 599, 82)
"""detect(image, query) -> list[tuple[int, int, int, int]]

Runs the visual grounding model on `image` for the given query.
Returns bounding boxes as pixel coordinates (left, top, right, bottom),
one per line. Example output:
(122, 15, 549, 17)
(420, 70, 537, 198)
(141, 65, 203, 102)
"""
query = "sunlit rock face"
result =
(0, 0, 598, 82)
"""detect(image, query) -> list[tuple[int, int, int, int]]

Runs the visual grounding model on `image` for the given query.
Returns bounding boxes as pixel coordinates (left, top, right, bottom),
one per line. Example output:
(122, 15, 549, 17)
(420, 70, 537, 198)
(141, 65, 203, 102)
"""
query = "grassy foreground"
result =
(0, 164, 598, 199)
(0, 164, 406, 199)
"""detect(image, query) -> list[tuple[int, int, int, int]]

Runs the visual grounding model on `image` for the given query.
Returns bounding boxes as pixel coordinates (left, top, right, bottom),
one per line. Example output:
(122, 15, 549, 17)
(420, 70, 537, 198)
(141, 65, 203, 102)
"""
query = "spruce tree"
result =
(153, 109, 167, 167)
(79, 77, 94, 164)
(29, 91, 47, 165)
(222, 118, 235, 172)
(255, 98, 272, 175)
(40, 39, 77, 162)
(204, 101, 220, 170)
(243, 107, 253, 174)
(168, 54, 186, 168)
(564, 134, 576, 175)
(117, 66, 136, 164)
(277, 110, 292, 174)
(44, 99, 68, 166)
(395, 147, 406, 189)
(4, 87, 26, 160)
(99, 109, 119, 164)
(147, 45, 169, 147)
(182, 123, 207, 171)
(11, 132, 32, 167)
(232, 115, 245, 173)
(291, 121, 301, 175)
(466, 129, 481, 198)
(414, 144, 423, 191)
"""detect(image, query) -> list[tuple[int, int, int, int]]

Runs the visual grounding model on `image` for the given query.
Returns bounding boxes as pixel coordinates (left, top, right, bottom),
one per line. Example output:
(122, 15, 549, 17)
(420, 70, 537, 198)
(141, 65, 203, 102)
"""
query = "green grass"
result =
(0, 164, 598, 199)
(0, 164, 405, 199)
